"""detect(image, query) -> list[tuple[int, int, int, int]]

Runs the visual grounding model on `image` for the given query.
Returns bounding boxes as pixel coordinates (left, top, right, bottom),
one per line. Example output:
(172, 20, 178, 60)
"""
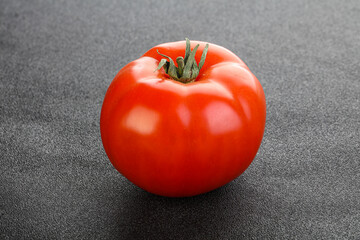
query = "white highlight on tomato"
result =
(204, 101, 241, 135)
(124, 105, 160, 135)
(177, 104, 191, 127)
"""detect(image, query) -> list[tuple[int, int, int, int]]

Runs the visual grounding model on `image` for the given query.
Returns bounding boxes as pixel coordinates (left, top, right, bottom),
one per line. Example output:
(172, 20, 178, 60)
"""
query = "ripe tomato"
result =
(100, 39, 266, 197)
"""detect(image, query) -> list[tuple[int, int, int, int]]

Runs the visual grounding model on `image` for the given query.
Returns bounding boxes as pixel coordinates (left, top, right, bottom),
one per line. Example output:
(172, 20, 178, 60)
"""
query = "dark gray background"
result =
(1, 0, 359, 239)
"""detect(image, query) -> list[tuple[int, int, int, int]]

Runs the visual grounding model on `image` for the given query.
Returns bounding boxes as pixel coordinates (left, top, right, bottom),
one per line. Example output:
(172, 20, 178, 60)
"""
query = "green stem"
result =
(155, 38, 209, 83)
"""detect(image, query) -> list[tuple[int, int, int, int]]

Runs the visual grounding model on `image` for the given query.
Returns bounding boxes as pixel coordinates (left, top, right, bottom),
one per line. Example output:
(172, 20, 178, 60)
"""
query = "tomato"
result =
(100, 39, 266, 197)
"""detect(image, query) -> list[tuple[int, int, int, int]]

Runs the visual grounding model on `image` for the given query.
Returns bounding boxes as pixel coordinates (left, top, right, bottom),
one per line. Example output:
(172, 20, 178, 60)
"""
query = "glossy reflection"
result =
(177, 104, 191, 127)
(240, 99, 252, 121)
(204, 101, 241, 135)
(124, 105, 160, 135)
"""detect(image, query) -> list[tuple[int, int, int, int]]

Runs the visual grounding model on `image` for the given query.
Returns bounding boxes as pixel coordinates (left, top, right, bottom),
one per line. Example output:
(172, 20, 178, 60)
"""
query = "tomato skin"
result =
(100, 40, 266, 197)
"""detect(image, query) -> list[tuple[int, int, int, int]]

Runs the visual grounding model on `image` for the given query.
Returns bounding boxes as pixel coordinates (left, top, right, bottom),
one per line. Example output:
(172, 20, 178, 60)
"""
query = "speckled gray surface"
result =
(1, 0, 359, 239)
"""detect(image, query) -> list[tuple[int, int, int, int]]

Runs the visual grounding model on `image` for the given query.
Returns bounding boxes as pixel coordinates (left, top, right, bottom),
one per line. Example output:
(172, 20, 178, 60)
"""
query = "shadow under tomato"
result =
(103, 177, 258, 240)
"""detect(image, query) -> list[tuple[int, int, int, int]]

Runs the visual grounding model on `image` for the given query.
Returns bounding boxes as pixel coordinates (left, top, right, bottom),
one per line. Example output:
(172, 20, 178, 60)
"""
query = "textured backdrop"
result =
(1, 0, 359, 239)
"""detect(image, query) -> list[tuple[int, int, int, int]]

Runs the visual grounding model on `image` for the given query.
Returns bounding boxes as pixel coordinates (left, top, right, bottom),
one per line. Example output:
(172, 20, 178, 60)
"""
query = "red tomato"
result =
(100, 40, 266, 197)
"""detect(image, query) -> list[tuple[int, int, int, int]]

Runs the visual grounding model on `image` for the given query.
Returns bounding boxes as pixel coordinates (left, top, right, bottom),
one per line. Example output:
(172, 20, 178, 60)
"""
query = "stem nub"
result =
(155, 38, 209, 83)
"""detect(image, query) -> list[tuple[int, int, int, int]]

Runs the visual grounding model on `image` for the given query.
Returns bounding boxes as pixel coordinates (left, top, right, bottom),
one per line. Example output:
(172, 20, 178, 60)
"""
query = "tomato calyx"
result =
(155, 38, 209, 84)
